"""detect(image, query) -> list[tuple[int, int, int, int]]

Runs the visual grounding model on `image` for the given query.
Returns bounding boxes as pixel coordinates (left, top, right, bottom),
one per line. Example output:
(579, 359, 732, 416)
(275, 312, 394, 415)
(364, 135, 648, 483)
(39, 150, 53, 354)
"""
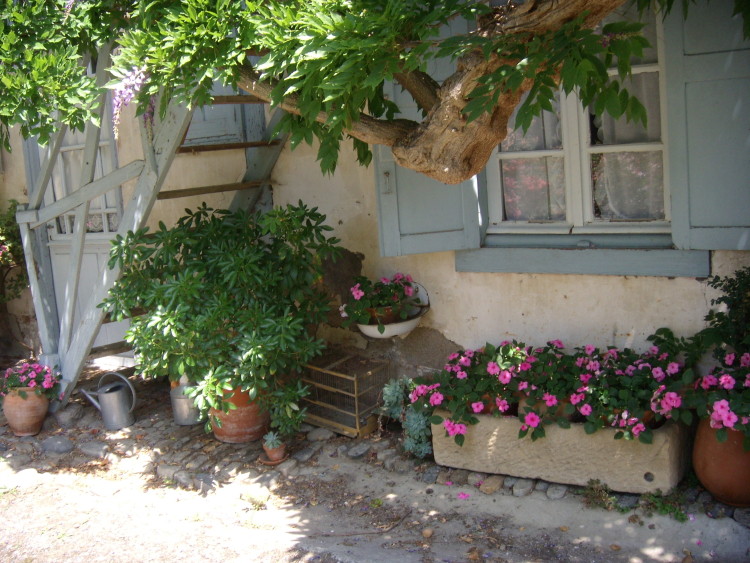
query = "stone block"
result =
(432, 415, 689, 494)
(479, 475, 504, 495)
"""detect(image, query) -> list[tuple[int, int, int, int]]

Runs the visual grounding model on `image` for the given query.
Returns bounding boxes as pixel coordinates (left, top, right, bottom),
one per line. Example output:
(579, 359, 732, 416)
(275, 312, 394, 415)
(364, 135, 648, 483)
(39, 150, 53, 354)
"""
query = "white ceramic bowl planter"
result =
(357, 283, 430, 339)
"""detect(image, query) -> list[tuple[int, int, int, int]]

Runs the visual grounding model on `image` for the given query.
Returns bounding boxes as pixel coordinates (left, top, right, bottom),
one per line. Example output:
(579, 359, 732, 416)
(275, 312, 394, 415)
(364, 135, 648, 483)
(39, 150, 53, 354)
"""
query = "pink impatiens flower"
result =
(486, 362, 500, 376)
(429, 392, 444, 407)
(741, 353, 750, 368)
(471, 401, 485, 414)
(719, 374, 736, 390)
(350, 283, 365, 300)
(456, 370, 468, 380)
(524, 411, 541, 428)
(579, 403, 592, 416)
(495, 398, 510, 412)
(632, 423, 646, 437)
(725, 353, 736, 366)
(542, 393, 558, 407)
(498, 370, 512, 385)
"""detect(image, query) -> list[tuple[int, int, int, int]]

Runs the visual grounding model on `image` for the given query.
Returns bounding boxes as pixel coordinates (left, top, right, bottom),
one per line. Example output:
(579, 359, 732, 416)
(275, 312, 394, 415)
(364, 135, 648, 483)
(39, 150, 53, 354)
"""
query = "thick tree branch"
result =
(393, 70, 440, 112)
(236, 64, 418, 147)
(235, 0, 628, 184)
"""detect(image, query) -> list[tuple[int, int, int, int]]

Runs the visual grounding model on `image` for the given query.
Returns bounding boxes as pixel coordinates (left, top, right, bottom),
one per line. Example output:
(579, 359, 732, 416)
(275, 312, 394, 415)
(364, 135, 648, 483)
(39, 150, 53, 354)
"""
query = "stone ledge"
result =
(432, 415, 690, 494)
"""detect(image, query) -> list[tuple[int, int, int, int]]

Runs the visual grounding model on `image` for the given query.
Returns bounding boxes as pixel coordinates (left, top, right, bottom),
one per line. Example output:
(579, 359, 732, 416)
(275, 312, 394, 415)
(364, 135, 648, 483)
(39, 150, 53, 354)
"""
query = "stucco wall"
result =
(1, 115, 749, 361)
(272, 141, 750, 354)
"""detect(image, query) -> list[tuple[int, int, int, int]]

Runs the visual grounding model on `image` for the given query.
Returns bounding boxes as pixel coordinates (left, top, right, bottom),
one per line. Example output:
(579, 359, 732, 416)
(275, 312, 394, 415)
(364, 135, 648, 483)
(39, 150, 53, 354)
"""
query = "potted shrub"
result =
(340, 272, 427, 336)
(103, 202, 341, 441)
(261, 431, 287, 463)
(1, 362, 62, 436)
(665, 267, 750, 506)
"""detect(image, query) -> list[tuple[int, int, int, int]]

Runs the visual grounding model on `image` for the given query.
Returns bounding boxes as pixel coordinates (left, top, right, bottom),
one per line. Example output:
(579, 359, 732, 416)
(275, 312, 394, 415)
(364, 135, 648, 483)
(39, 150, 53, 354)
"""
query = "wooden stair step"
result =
(87, 341, 132, 359)
(211, 95, 266, 104)
(157, 180, 268, 201)
(177, 139, 280, 154)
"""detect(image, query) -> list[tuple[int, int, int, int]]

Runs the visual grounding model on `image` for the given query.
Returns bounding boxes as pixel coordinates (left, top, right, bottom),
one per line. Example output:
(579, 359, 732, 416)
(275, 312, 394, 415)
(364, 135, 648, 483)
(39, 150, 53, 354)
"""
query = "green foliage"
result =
(380, 378, 433, 458)
(638, 489, 688, 522)
(262, 430, 283, 449)
(3, 1, 746, 176)
(102, 201, 341, 424)
(702, 266, 750, 355)
(0, 200, 28, 304)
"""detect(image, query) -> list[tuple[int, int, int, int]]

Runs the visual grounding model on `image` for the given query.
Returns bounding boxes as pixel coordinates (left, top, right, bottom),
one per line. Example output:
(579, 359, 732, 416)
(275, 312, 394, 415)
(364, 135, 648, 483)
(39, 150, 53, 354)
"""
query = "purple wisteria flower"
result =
(112, 66, 148, 139)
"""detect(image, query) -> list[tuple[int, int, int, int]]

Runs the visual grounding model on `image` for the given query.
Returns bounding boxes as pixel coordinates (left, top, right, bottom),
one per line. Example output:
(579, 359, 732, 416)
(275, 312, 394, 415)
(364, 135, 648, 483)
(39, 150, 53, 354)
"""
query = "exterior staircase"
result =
(15, 45, 287, 404)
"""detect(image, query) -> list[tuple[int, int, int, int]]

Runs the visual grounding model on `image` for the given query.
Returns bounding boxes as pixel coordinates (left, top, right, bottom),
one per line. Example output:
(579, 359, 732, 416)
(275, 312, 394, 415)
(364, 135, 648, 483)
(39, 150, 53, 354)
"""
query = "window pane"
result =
(591, 72, 661, 145)
(502, 94, 562, 151)
(501, 157, 566, 221)
(591, 152, 664, 220)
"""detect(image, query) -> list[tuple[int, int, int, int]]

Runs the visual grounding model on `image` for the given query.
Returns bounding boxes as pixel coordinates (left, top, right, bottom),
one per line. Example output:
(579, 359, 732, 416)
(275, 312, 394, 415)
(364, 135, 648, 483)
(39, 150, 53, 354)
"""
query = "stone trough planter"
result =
(432, 414, 690, 494)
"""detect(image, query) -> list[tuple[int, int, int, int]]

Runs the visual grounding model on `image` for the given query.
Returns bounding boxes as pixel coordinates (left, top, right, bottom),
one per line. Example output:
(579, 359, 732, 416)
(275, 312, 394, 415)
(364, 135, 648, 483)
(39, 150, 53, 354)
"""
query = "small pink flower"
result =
(586, 360, 600, 372)
(498, 370, 512, 385)
(486, 362, 500, 376)
(495, 398, 509, 412)
(713, 399, 731, 415)
(548, 340, 564, 349)
(575, 356, 586, 368)
(569, 393, 584, 405)
(517, 381, 528, 391)
(632, 423, 646, 436)
(519, 362, 532, 371)
(719, 374, 736, 390)
(725, 353, 736, 366)
(447, 352, 459, 361)
(652, 367, 666, 382)
(456, 370, 467, 380)
(579, 373, 592, 384)
(457, 492, 471, 500)
(584, 345, 596, 356)
(350, 284, 365, 300)
(403, 285, 415, 297)
(459, 356, 471, 367)
(722, 410, 738, 428)
(464, 349, 475, 358)
(471, 401, 484, 413)
(524, 411, 541, 428)
(741, 353, 750, 367)
(429, 392, 444, 407)
(543, 393, 558, 407)
(649, 345, 659, 355)
(579, 404, 592, 416)
(666, 362, 681, 375)
(444, 481, 453, 486)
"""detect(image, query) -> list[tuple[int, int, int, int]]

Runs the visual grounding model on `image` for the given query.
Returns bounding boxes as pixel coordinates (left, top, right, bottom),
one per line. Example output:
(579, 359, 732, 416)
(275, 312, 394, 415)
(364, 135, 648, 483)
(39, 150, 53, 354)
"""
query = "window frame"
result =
(485, 11, 670, 240)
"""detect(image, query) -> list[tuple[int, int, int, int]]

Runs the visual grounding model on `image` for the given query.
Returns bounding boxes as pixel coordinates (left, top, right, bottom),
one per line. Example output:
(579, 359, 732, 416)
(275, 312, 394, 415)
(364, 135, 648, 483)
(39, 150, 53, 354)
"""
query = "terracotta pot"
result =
(2, 388, 49, 436)
(210, 387, 270, 443)
(693, 418, 750, 507)
(263, 443, 287, 462)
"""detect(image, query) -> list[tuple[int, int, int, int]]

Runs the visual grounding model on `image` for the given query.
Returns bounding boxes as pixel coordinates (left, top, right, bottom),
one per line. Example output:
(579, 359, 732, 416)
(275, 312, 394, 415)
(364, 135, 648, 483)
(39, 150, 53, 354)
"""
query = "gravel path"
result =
(1, 371, 749, 562)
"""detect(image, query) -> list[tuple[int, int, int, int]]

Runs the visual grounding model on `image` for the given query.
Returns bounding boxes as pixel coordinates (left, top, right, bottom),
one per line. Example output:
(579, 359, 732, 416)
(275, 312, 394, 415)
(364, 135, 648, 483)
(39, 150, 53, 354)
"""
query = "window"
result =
(375, 1, 748, 275)
(485, 7, 670, 244)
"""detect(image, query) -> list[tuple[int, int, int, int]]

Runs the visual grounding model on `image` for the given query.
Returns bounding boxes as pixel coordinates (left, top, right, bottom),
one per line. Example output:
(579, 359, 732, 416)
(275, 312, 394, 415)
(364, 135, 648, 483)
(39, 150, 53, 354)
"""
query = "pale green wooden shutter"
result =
(376, 19, 482, 257)
(666, 1, 750, 250)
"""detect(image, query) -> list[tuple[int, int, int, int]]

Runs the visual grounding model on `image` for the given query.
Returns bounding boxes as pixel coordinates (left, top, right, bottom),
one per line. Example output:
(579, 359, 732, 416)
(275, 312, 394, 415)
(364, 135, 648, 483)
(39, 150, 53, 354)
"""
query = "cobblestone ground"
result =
(1, 368, 749, 563)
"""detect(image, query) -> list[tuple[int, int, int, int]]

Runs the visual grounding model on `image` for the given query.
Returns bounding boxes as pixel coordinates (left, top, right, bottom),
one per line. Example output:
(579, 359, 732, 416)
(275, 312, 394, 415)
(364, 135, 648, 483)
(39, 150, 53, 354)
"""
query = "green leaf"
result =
(429, 414, 444, 425)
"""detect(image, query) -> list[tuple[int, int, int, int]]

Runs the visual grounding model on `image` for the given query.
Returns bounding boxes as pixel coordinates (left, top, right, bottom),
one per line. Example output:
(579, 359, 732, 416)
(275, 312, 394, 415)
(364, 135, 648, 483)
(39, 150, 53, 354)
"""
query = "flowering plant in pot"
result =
(340, 272, 421, 334)
(405, 334, 690, 450)
(1, 362, 62, 436)
(567, 343, 689, 444)
(1, 362, 62, 400)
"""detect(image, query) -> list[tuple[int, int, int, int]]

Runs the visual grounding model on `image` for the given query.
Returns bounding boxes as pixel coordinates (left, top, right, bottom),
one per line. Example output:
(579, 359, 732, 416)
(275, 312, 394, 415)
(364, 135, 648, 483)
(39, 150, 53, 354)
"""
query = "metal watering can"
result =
(80, 372, 137, 430)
